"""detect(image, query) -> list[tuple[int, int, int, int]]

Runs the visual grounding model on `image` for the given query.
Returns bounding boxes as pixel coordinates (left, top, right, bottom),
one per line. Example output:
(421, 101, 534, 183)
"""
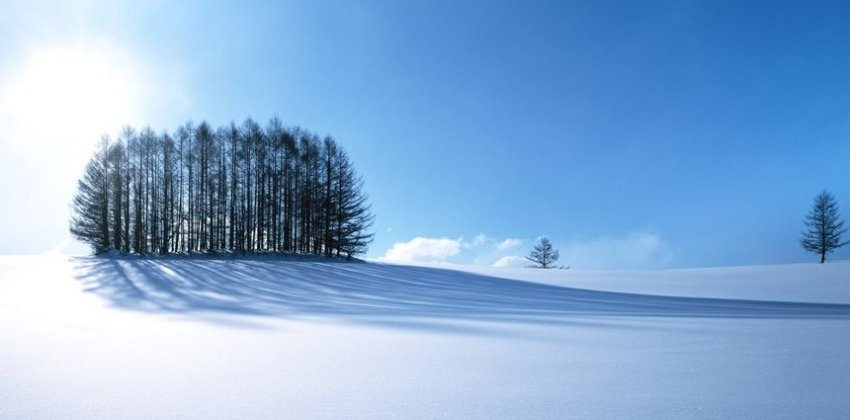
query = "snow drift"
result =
(1, 255, 848, 419)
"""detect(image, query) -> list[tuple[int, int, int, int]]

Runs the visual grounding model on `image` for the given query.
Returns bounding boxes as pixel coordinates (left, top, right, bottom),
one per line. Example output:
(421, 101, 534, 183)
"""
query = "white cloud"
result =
(379, 234, 520, 266)
(380, 232, 672, 269)
(463, 233, 490, 249)
(380, 237, 462, 263)
(561, 232, 673, 269)
(492, 255, 526, 268)
(496, 238, 523, 251)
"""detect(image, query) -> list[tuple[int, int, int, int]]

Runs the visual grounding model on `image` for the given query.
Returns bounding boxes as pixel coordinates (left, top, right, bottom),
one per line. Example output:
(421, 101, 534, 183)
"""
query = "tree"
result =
(526, 237, 560, 269)
(330, 147, 374, 258)
(70, 138, 111, 253)
(801, 190, 847, 263)
(160, 133, 177, 253)
(107, 140, 126, 251)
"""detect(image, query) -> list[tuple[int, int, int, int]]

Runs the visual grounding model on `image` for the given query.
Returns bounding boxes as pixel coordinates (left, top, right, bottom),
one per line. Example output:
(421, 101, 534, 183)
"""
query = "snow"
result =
(1, 255, 849, 419)
(454, 261, 850, 304)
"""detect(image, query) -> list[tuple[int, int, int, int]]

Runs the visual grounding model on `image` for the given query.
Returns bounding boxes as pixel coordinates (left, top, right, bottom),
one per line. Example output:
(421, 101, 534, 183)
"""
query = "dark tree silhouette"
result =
(70, 117, 374, 258)
(70, 137, 111, 253)
(801, 190, 847, 263)
(107, 140, 125, 251)
(332, 147, 374, 259)
(526, 237, 560, 269)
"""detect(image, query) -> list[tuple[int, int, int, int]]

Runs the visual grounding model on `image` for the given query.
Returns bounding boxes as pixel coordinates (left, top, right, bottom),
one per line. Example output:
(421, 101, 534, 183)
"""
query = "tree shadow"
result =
(72, 257, 850, 330)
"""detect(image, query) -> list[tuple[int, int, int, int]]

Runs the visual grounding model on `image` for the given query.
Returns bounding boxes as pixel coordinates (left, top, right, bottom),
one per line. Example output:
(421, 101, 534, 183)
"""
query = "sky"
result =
(0, 0, 849, 268)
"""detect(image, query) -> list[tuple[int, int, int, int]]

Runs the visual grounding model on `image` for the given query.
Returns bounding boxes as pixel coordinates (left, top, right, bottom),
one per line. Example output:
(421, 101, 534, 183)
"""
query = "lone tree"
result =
(801, 190, 847, 263)
(526, 237, 560, 269)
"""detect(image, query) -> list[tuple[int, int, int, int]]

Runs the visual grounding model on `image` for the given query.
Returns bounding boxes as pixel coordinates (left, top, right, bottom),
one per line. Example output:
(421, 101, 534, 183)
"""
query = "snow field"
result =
(0, 256, 848, 419)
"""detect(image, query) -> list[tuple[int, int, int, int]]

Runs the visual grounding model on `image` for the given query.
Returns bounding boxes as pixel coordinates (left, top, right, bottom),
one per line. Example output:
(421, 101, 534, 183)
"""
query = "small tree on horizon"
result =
(526, 237, 560, 269)
(801, 190, 847, 263)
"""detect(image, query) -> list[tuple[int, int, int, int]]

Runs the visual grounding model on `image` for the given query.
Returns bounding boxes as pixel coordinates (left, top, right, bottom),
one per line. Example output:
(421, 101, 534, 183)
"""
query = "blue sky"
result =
(1, 0, 849, 268)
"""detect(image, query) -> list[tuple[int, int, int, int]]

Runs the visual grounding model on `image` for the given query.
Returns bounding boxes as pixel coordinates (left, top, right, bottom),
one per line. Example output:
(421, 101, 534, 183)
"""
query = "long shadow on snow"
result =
(72, 257, 850, 326)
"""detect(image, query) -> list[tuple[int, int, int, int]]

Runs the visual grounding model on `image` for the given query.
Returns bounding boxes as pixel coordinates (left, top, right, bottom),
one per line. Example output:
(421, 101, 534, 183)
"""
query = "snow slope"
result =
(452, 261, 850, 304)
(0, 255, 848, 419)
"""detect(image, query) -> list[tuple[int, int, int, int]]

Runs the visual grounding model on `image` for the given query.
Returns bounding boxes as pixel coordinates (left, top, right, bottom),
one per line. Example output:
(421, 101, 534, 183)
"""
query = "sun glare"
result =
(1, 46, 139, 154)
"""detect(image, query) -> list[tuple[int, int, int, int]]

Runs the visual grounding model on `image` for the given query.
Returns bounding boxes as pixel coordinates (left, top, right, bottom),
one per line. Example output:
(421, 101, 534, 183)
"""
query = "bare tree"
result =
(526, 237, 560, 269)
(107, 140, 125, 251)
(331, 146, 374, 258)
(801, 190, 847, 263)
(70, 138, 111, 253)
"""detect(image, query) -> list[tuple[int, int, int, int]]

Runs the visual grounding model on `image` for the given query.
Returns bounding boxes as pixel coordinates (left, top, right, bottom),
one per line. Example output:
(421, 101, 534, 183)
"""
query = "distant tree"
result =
(801, 190, 848, 263)
(526, 237, 559, 269)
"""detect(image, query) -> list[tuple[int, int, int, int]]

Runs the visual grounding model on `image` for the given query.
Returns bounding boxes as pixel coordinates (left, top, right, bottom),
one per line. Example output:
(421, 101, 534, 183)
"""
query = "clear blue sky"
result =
(1, 0, 849, 268)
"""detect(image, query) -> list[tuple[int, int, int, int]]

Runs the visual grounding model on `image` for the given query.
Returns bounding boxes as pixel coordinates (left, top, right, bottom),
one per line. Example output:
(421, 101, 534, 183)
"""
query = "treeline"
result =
(70, 117, 373, 258)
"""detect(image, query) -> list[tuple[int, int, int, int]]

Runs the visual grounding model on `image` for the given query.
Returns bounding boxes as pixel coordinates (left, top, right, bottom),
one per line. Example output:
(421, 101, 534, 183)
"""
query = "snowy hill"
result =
(1, 255, 849, 419)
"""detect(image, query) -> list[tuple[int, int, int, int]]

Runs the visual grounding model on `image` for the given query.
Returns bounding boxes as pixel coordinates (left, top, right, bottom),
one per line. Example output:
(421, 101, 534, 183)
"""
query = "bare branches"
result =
(70, 117, 374, 258)
(526, 237, 560, 269)
(801, 190, 847, 263)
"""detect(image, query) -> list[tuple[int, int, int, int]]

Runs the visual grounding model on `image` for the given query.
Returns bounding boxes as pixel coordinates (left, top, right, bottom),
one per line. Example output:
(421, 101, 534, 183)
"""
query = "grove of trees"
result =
(801, 190, 847, 263)
(70, 117, 373, 259)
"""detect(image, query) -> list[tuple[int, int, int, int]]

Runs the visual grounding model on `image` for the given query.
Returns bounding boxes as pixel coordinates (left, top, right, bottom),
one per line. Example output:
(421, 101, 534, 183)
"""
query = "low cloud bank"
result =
(380, 231, 672, 269)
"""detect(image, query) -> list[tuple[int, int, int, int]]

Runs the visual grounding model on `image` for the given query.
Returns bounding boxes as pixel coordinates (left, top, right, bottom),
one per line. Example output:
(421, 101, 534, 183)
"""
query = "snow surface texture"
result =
(1, 255, 848, 419)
